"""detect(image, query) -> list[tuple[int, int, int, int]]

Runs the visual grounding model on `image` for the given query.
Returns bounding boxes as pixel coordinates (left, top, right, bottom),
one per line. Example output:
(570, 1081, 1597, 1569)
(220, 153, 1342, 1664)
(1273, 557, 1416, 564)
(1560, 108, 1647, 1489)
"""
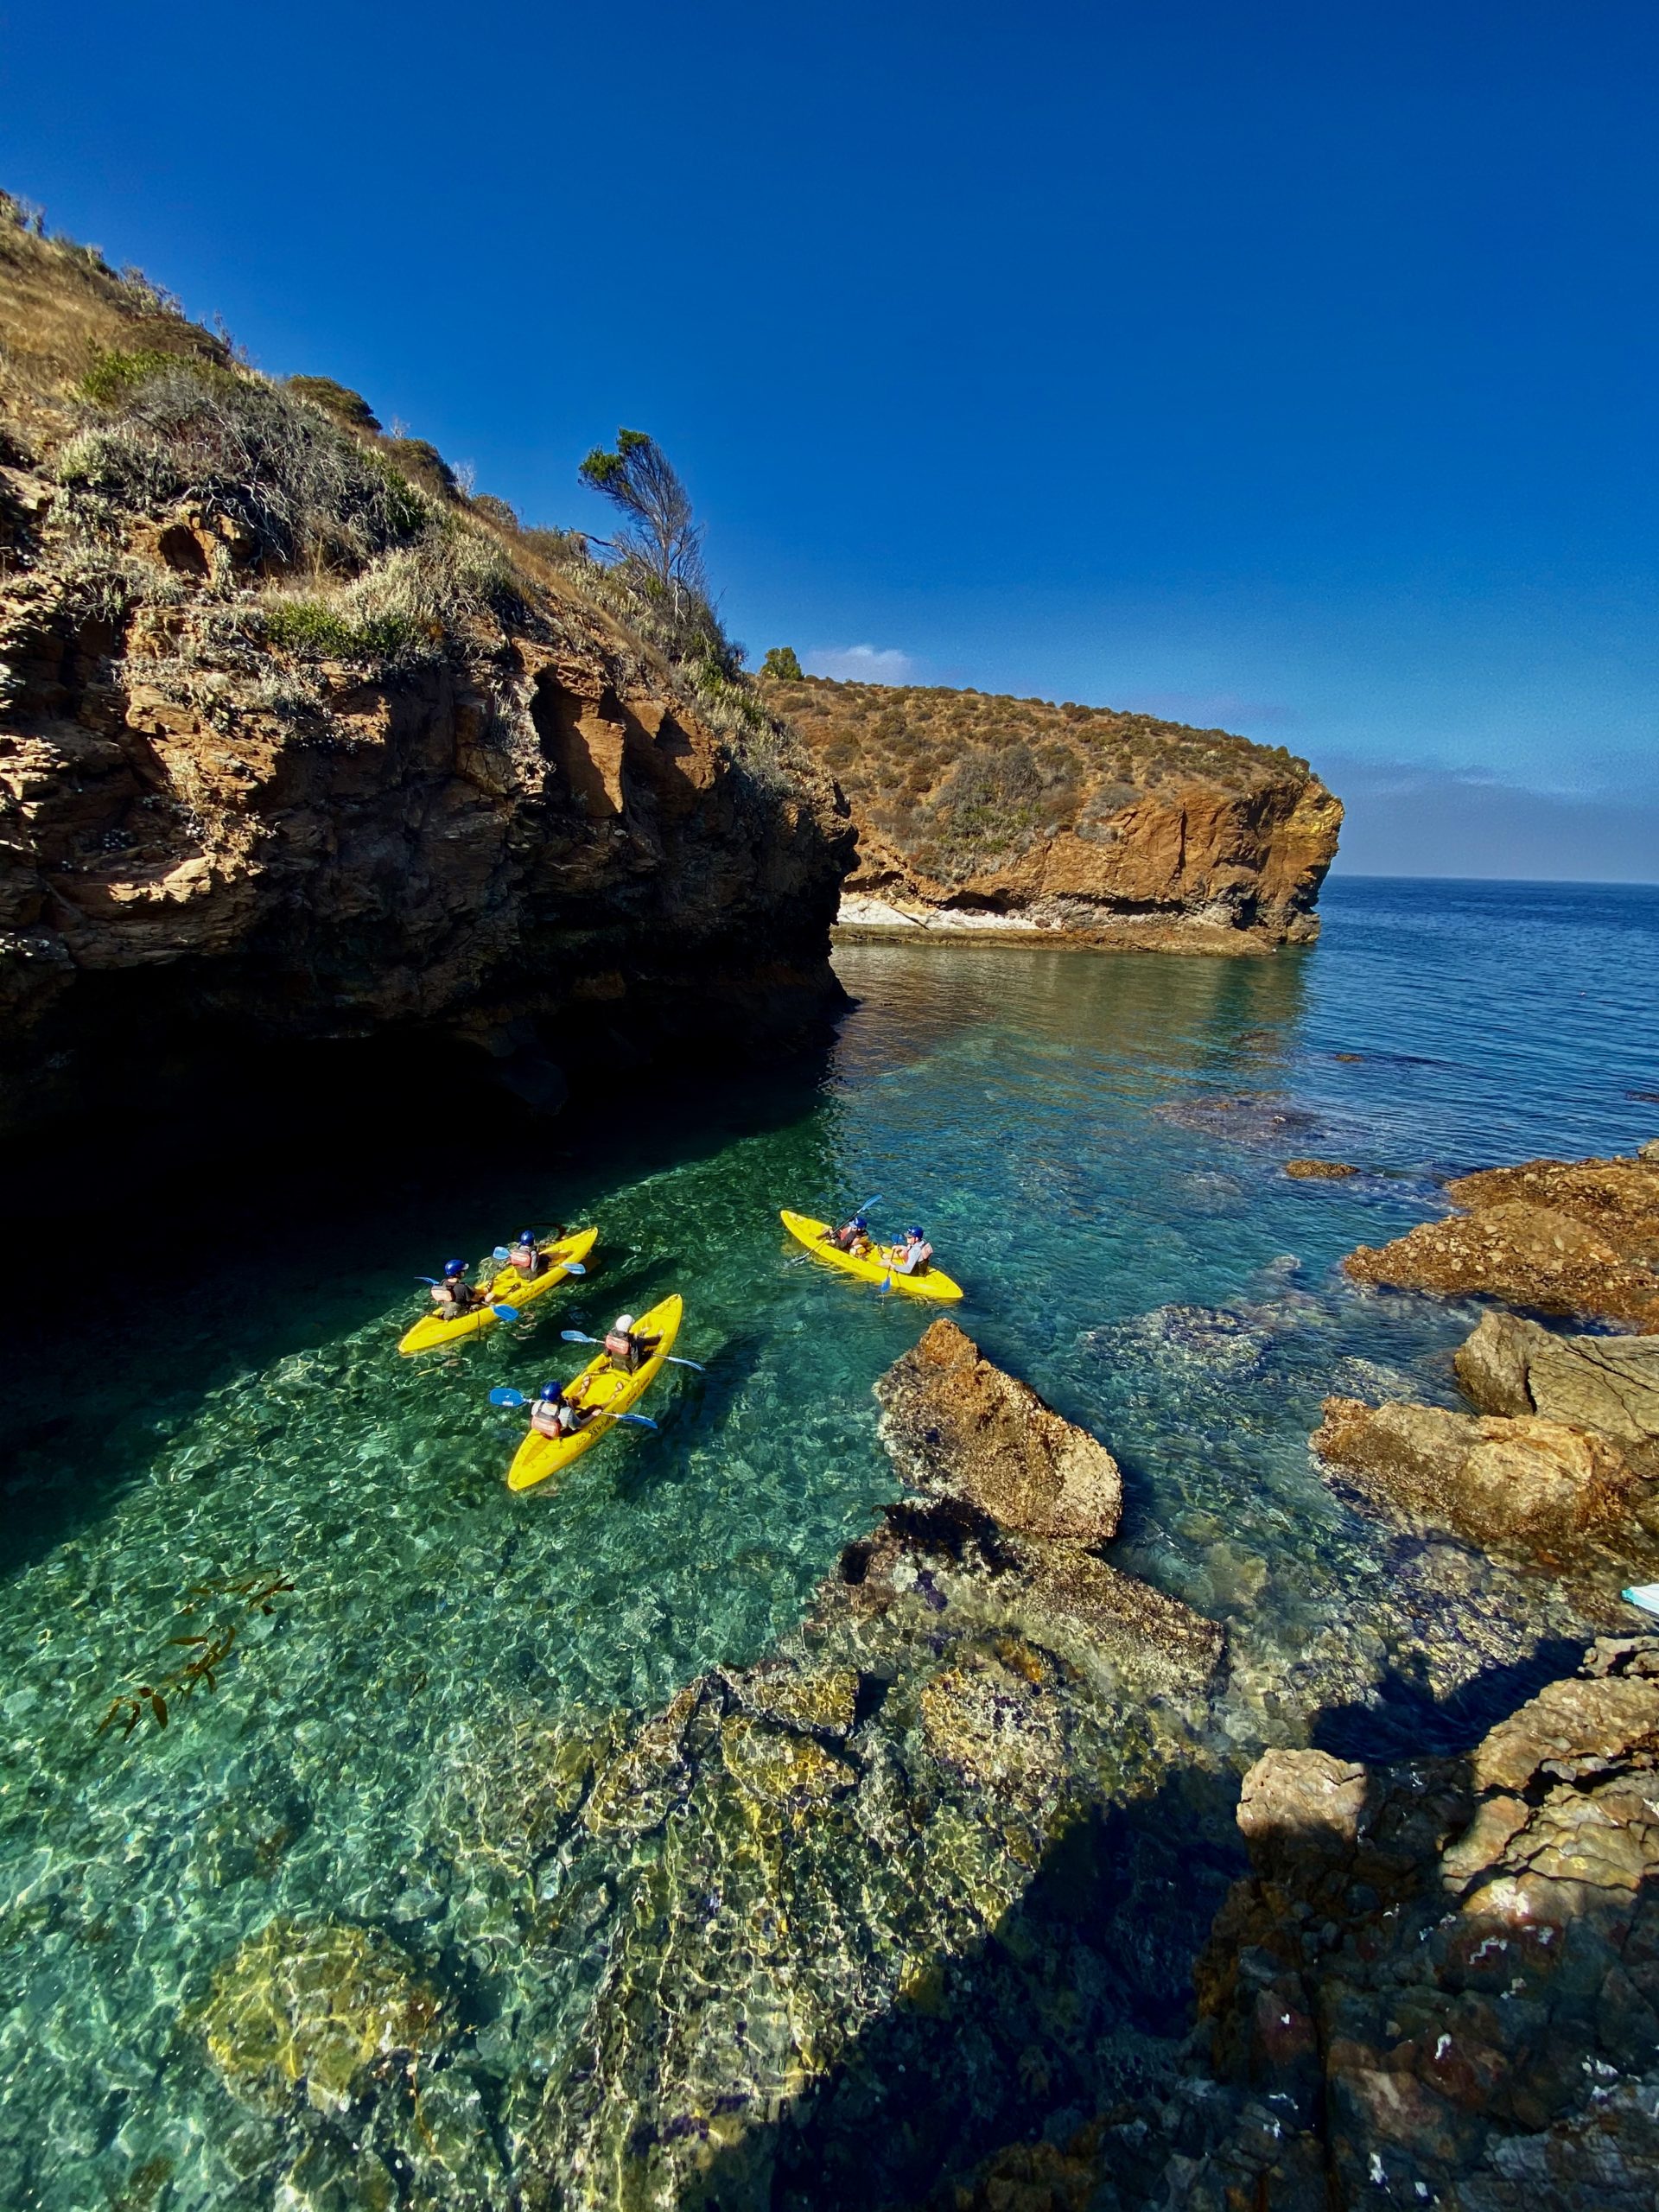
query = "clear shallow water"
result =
(1, 875, 1656, 2208)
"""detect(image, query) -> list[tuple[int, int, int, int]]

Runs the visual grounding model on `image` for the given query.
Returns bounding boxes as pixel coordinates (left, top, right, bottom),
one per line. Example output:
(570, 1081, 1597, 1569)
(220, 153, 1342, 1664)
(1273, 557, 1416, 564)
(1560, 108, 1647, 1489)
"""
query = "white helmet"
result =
(614, 1314, 636, 1333)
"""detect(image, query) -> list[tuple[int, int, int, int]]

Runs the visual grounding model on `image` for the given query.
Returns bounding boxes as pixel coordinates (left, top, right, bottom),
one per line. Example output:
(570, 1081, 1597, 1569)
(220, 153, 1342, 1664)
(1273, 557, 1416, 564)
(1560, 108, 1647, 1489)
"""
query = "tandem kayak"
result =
(506, 1292, 683, 1492)
(780, 1211, 963, 1301)
(397, 1228, 599, 1354)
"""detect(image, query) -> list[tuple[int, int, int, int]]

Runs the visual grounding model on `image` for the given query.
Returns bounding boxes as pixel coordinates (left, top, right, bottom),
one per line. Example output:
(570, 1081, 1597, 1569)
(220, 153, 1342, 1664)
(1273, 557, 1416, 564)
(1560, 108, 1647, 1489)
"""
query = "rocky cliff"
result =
(0, 199, 853, 1160)
(759, 672, 1343, 950)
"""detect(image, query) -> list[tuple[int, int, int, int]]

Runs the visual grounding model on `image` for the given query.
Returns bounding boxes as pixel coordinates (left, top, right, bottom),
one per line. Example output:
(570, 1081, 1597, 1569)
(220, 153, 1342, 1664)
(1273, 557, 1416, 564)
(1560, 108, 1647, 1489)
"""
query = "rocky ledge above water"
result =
(1319, 1147, 1659, 1605)
(759, 674, 1343, 950)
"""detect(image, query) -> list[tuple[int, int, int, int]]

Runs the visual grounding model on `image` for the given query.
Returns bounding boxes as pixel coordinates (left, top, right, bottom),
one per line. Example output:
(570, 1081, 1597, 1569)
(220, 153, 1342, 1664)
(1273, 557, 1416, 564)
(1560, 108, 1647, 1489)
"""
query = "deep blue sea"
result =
(1, 875, 1656, 2209)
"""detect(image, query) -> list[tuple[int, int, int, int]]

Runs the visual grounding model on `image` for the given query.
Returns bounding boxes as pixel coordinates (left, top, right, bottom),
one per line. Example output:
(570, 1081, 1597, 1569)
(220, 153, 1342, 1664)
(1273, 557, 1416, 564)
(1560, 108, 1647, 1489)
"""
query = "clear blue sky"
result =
(5, 0, 1655, 877)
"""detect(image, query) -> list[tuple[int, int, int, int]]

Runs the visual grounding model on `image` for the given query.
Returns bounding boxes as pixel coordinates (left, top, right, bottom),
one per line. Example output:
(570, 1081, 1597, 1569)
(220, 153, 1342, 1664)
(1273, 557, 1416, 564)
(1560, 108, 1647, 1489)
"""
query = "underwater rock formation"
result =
(498, 1343, 1224, 2208)
(1283, 1156, 1357, 1179)
(875, 1316, 1123, 1542)
(761, 674, 1342, 950)
(1345, 1149, 1659, 1332)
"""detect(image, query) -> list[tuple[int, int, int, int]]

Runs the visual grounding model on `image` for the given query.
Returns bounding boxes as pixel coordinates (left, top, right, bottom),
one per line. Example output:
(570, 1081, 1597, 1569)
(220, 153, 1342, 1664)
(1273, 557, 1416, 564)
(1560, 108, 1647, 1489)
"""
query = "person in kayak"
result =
(603, 1313, 662, 1373)
(888, 1226, 934, 1276)
(505, 1229, 558, 1282)
(529, 1380, 593, 1439)
(430, 1259, 485, 1319)
(823, 1214, 874, 1256)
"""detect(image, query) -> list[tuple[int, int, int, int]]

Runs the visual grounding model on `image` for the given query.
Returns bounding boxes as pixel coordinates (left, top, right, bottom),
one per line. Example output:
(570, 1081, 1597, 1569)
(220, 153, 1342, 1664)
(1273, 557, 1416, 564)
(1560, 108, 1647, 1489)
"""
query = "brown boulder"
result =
(1454, 1310, 1659, 1455)
(1283, 1158, 1357, 1179)
(1313, 1394, 1659, 1568)
(874, 1317, 1122, 1542)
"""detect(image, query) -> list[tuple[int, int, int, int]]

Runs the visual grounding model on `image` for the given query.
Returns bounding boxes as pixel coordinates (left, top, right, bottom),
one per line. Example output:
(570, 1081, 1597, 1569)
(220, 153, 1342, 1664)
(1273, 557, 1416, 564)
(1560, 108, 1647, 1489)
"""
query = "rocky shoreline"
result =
(484, 1148, 1659, 2209)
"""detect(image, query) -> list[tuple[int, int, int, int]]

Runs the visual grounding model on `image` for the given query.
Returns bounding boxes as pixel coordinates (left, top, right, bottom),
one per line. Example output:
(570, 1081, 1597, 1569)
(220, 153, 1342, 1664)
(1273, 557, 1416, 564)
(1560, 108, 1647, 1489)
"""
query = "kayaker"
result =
(530, 1380, 592, 1439)
(603, 1313, 661, 1373)
(506, 1230, 554, 1281)
(888, 1226, 934, 1277)
(430, 1259, 484, 1319)
(822, 1214, 874, 1256)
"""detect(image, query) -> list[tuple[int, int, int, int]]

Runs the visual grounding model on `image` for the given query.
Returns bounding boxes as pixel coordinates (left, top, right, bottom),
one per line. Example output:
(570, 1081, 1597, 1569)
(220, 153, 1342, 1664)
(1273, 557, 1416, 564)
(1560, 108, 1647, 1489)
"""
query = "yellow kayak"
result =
(507, 1293, 683, 1492)
(780, 1211, 963, 1301)
(397, 1228, 599, 1355)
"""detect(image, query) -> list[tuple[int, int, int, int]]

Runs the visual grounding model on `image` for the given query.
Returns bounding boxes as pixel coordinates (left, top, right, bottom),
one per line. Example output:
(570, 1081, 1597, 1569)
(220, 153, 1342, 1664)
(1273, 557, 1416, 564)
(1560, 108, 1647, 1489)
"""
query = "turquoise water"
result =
(1, 876, 1656, 2208)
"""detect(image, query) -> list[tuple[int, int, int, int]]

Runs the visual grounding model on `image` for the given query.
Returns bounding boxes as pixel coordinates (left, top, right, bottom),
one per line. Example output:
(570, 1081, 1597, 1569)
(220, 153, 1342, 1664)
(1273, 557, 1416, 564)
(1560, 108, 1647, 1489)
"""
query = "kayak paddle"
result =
(559, 1329, 705, 1372)
(487, 1385, 657, 1429)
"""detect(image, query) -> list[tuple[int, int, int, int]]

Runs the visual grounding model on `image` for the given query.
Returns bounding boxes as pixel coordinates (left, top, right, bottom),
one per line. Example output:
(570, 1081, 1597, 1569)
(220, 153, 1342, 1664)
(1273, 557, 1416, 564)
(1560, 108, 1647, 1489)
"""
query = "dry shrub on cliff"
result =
(258, 521, 532, 665)
(56, 358, 431, 575)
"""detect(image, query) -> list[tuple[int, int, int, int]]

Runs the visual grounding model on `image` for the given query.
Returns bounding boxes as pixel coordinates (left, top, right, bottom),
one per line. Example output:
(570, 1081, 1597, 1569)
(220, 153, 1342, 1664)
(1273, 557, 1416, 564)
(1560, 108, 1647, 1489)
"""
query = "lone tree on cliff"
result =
(760, 646, 804, 681)
(579, 429, 706, 617)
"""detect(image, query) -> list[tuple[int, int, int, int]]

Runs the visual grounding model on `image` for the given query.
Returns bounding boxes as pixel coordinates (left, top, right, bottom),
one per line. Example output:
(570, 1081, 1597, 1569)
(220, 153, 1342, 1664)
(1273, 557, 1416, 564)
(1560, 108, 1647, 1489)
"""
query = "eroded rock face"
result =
(1345, 1152, 1659, 1332)
(1313, 1393, 1659, 1586)
(1184, 1637, 1659, 2209)
(761, 675, 1342, 949)
(875, 1317, 1123, 1542)
(1455, 1310, 1659, 1455)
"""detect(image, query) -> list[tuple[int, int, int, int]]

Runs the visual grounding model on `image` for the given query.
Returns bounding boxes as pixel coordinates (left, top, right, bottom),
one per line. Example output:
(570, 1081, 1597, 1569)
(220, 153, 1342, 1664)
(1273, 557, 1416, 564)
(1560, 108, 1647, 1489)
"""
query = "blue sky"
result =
(4, 0, 1655, 877)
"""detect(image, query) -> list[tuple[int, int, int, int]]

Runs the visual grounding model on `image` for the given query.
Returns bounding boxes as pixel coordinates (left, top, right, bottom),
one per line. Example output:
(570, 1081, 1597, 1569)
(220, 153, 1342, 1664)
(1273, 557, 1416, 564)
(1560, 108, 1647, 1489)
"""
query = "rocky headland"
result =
(759, 672, 1343, 951)
(0, 199, 853, 1172)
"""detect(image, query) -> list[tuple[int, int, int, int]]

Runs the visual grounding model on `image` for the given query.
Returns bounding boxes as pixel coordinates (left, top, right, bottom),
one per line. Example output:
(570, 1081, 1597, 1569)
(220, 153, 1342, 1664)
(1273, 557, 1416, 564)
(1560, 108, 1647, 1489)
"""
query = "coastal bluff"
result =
(0, 200, 853, 1163)
(760, 671, 1342, 950)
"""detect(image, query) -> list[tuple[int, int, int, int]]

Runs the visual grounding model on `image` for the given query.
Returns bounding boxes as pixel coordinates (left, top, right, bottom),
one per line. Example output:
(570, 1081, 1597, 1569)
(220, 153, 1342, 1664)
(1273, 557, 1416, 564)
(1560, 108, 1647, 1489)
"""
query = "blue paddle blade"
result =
(874, 1274, 893, 1296)
(563, 1262, 587, 1276)
(607, 1412, 658, 1429)
(415, 1276, 440, 1286)
(664, 1356, 705, 1371)
(493, 1247, 511, 1262)
(562, 1330, 598, 1344)
(488, 1387, 525, 1408)
(491, 1304, 520, 1320)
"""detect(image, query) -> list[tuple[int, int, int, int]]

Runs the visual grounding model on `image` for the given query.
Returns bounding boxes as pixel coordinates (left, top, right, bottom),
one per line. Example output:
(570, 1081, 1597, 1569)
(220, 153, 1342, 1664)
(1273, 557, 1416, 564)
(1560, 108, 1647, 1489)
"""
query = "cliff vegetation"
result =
(0, 194, 853, 1161)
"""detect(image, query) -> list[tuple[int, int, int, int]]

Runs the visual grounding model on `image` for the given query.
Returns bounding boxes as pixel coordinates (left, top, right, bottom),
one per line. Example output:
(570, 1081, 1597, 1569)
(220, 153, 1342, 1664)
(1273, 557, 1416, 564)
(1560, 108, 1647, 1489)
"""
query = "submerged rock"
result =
(1282, 1157, 1357, 1179)
(194, 1917, 446, 2116)
(876, 1317, 1122, 1542)
(1345, 1149, 1659, 1332)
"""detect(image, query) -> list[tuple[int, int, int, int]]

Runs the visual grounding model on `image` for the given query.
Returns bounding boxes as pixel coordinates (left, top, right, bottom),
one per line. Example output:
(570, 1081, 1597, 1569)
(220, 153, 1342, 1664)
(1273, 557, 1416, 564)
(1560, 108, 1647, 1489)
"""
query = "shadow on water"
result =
(0, 1037, 840, 1578)
(680, 1621, 1603, 2212)
(683, 1765, 1247, 2212)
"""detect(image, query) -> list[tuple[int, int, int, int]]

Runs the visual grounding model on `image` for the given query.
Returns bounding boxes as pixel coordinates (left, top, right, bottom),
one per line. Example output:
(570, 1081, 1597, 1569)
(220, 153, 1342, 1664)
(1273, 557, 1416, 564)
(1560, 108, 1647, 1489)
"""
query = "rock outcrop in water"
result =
(0, 199, 853, 1153)
(758, 673, 1342, 950)
(1345, 1151, 1659, 1332)
(1322, 1148, 1659, 1599)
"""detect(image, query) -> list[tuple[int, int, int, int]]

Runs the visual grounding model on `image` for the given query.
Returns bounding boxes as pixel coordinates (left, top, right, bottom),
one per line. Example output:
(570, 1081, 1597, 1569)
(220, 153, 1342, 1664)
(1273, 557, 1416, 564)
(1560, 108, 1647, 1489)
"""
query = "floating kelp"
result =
(94, 1571, 292, 1744)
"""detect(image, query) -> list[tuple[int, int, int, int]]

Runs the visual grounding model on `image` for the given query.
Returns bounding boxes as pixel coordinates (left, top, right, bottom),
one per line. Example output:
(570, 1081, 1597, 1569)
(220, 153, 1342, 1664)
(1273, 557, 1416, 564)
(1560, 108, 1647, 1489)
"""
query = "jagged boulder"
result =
(1454, 1310, 1659, 1458)
(1313, 1393, 1659, 1573)
(875, 1317, 1122, 1542)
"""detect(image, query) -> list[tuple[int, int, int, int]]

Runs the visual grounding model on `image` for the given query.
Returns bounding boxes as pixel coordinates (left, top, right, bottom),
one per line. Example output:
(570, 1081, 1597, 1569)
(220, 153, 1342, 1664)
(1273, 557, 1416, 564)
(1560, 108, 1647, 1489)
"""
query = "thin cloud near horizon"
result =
(804, 645, 919, 683)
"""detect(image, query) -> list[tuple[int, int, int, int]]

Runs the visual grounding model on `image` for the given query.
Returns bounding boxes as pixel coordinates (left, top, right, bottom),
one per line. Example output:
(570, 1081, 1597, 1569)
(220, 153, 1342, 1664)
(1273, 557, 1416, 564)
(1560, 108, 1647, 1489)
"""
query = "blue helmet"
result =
(516, 1230, 536, 1247)
(908, 1225, 924, 1239)
(853, 1216, 868, 1230)
(443, 1258, 467, 1278)
(538, 1382, 562, 1402)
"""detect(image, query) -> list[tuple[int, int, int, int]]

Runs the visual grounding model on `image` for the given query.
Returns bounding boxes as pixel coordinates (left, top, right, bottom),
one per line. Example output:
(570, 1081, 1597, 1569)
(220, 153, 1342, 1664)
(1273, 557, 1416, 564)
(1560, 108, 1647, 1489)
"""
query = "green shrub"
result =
(381, 437, 458, 500)
(81, 347, 224, 404)
(760, 645, 804, 682)
(263, 598, 413, 659)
